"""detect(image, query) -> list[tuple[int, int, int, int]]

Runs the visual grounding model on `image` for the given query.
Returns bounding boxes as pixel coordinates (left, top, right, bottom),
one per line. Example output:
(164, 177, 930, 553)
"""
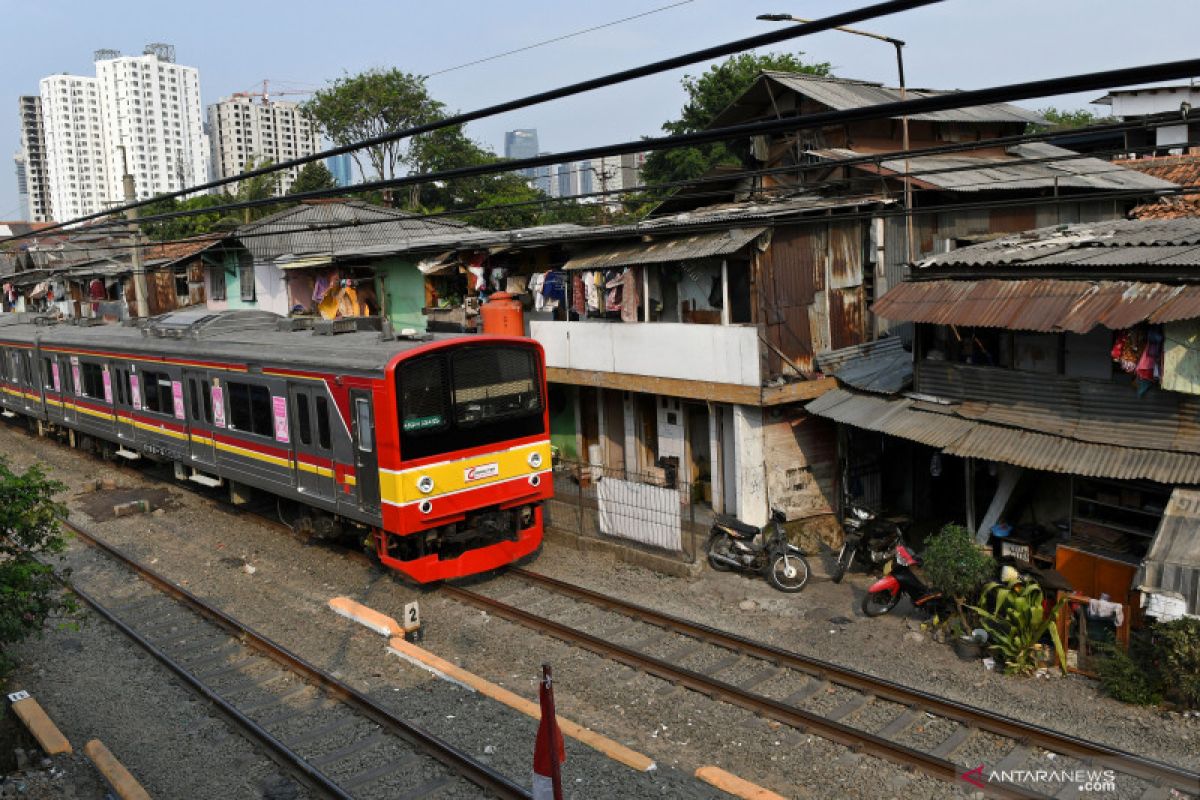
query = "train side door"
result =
(113, 365, 136, 442)
(184, 370, 216, 468)
(289, 384, 336, 502)
(348, 389, 381, 514)
(61, 356, 77, 425)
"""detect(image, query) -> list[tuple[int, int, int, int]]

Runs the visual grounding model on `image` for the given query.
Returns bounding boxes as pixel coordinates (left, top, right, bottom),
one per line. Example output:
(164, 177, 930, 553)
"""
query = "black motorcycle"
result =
(831, 505, 905, 584)
(706, 508, 810, 592)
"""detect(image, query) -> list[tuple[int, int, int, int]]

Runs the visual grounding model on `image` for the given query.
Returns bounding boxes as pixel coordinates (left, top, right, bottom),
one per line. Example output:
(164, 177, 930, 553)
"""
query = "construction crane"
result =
(231, 79, 315, 105)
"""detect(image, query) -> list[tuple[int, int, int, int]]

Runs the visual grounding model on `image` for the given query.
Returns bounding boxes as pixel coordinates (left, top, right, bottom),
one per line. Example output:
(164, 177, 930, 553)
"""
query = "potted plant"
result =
(920, 523, 997, 650)
(971, 578, 1068, 676)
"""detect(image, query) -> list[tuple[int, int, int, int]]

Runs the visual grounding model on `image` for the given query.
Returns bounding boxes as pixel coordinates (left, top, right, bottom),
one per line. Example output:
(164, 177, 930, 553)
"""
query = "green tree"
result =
(920, 523, 996, 632)
(303, 69, 443, 184)
(235, 157, 289, 223)
(1028, 106, 1112, 133)
(288, 161, 339, 196)
(140, 194, 240, 241)
(642, 52, 832, 191)
(0, 461, 75, 679)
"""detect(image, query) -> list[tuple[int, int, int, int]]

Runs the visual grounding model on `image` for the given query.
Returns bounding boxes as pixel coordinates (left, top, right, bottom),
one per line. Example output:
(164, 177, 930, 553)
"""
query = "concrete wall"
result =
(531, 321, 761, 387)
(763, 406, 838, 521)
(733, 404, 768, 526)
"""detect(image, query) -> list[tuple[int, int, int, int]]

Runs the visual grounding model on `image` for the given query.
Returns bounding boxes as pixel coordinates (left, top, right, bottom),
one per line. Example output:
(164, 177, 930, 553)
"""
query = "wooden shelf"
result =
(1072, 515, 1155, 538)
(1074, 496, 1164, 517)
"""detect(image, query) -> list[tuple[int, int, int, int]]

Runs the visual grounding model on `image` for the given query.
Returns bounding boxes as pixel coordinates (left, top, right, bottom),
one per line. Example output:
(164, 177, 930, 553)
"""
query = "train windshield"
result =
(397, 345, 543, 460)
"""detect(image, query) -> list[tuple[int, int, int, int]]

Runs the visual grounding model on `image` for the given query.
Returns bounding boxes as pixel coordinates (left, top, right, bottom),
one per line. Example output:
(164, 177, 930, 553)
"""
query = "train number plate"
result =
(464, 462, 499, 482)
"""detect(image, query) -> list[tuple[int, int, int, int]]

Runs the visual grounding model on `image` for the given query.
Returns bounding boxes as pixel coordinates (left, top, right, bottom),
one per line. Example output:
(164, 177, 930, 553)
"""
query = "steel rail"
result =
(63, 518, 531, 800)
(440, 583, 1045, 800)
(509, 569, 1200, 795)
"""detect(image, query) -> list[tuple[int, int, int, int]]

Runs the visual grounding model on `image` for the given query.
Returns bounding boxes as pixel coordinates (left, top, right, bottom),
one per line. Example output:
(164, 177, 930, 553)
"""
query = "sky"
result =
(4, 0, 1200, 219)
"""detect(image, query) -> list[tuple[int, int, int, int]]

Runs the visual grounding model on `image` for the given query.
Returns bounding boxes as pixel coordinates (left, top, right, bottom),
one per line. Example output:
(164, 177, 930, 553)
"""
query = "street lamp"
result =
(757, 13, 915, 263)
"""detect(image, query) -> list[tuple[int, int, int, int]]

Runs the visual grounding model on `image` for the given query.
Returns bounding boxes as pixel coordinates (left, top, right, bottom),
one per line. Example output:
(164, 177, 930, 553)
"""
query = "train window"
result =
(142, 370, 173, 414)
(42, 358, 54, 391)
(21, 353, 33, 386)
(228, 381, 272, 437)
(295, 395, 312, 446)
(355, 398, 373, 452)
(115, 370, 126, 406)
(202, 382, 212, 423)
(80, 362, 106, 400)
(398, 355, 448, 435)
(188, 379, 200, 421)
(315, 395, 331, 450)
(451, 347, 541, 426)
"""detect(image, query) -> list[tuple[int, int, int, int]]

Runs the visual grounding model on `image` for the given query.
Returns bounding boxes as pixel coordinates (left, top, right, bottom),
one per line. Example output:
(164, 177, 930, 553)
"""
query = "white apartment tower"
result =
(207, 96, 320, 194)
(39, 74, 109, 221)
(17, 95, 52, 221)
(94, 44, 207, 202)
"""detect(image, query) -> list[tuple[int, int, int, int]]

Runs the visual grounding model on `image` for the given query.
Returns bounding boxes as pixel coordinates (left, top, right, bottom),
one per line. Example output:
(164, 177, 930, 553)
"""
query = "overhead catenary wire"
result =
(424, 0, 696, 78)
(16, 0, 943, 240)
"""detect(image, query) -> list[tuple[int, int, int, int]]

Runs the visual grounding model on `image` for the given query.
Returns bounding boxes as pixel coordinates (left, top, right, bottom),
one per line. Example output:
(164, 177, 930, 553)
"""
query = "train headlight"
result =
(528, 451, 543, 469)
(417, 475, 434, 494)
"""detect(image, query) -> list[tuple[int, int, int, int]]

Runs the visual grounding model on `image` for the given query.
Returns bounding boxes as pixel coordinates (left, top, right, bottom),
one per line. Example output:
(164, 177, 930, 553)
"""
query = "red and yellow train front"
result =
(374, 337, 552, 581)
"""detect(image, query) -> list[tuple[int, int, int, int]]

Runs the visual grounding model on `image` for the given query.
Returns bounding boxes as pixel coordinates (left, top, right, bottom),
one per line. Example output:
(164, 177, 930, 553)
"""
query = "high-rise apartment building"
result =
(532, 154, 553, 196)
(39, 74, 109, 221)
(95, 45, 207, 202)
(504, 129, 539, 180)
(29, 44, 208, 222)
(16, 96, 52, 221)
(208, 95, 320, 194)
(556, 162, 580, 199)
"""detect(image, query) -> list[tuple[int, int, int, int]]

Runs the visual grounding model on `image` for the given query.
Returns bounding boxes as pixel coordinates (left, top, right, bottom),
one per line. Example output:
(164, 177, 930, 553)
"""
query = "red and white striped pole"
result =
(533, 663, 565, 800)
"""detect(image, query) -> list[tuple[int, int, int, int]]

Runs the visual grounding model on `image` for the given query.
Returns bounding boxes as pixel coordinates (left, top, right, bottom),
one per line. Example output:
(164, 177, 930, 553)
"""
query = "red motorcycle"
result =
(860, 543, 948, 617)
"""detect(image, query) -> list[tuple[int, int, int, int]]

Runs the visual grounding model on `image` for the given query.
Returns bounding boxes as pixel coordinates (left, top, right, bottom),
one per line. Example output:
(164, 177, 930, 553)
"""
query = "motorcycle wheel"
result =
(706, 532, 736, 572)
(766, 551, 810, 592)
(861, 589, 901, 617)
(831, 545, 854, 584)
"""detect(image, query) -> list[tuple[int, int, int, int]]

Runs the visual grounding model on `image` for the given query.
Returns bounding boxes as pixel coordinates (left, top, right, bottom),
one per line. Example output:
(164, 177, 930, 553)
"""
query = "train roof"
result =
(0, 310, 475, 375)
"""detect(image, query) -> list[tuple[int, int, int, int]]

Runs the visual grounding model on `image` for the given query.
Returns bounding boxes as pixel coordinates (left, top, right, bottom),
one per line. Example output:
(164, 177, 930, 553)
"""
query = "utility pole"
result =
(120, 145, 150, 318)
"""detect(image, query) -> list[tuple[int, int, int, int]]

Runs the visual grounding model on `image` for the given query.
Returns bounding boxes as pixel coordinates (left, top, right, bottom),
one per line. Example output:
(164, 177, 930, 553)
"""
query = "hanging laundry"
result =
(88, 278, 106, 301)
(571, 272, 586, 316)
(312, 270, 335, 303)
(606, 268, 641, 322)
(584, 271, 601, 312)
(529, 272, 546, 311)
(505, 275, 528, 294)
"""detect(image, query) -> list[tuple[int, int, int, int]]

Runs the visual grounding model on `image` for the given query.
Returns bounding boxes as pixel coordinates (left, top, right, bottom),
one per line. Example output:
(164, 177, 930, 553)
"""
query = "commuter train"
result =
(0, 309, 552, 582)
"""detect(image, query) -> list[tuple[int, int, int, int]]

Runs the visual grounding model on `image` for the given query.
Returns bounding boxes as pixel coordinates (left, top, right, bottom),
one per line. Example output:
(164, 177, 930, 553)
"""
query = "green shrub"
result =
(971, 580, 1068, 676)
(0, 460, 75, 679)
(1152, 617, 1200, 710)
(921, 523, 996, 629)
(1097, 640, 1162, 706)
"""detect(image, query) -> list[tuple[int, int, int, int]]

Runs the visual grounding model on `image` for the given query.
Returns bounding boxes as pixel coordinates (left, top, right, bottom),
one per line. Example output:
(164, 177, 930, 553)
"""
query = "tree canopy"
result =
(288, 161, 339, 196)
(303, 69, 443, 184)
(1029, 106, 1113, 133)
(642, 52, 833, 191)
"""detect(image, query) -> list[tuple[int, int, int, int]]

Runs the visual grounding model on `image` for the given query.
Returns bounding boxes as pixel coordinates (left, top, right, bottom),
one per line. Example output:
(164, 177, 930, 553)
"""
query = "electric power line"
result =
(14, 0, 943, 239)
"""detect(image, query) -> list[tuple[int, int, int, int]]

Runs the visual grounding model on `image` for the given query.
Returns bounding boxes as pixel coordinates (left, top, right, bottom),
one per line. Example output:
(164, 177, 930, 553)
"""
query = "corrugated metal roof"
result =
(920, 218, 1200, 270)
(561, 227, 765, 270)
(812, 142, 1174, 194)
(753, 73, 1046, 124)
(1137, 489, 1200, 616)
(873, 279, 1200, 332)
(240, 200, 473, 261)
(814, 336, 912, 394)
(806, 388, 1200, 485)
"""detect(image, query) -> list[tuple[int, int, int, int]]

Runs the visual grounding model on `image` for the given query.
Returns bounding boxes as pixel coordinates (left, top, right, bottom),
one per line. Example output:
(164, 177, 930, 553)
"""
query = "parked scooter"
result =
(831, 505, 905, 584)
(860, 542, 947, 616)
(707, 508, 810, 592)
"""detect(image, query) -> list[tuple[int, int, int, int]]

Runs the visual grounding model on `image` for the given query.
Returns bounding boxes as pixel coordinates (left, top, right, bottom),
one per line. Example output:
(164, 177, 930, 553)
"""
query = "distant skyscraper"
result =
(532, 154, 553, 196)
(208, 94, 319, 195)
(556, 162, 580, 199)
(16, 95, 51, 221)
(578, 160, 594, 195)
(504, 128, 538, 180)
(325, 152, 353, 186)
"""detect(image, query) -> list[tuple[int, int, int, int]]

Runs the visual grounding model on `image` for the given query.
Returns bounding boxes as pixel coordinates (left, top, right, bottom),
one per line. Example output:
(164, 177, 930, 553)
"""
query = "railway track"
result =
(62, 518, 530, 800)
(445, 570, 1200, 800)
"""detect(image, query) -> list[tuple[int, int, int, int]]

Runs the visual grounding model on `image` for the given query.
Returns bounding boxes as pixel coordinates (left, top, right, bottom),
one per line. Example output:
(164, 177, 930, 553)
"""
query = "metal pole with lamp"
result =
(757, 14, 915, 263)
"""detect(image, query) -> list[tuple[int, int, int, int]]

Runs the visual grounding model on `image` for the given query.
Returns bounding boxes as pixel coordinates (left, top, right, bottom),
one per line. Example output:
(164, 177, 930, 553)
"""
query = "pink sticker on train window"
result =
(71, 365, 81, 396)
(102, 370, 112, 404)
(211, 386, 225, 428)
(172, 381, 185, 419)
(129, 375, 141, 409)
(51, 363, 60, 393)
(272, 395, 289, 443)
